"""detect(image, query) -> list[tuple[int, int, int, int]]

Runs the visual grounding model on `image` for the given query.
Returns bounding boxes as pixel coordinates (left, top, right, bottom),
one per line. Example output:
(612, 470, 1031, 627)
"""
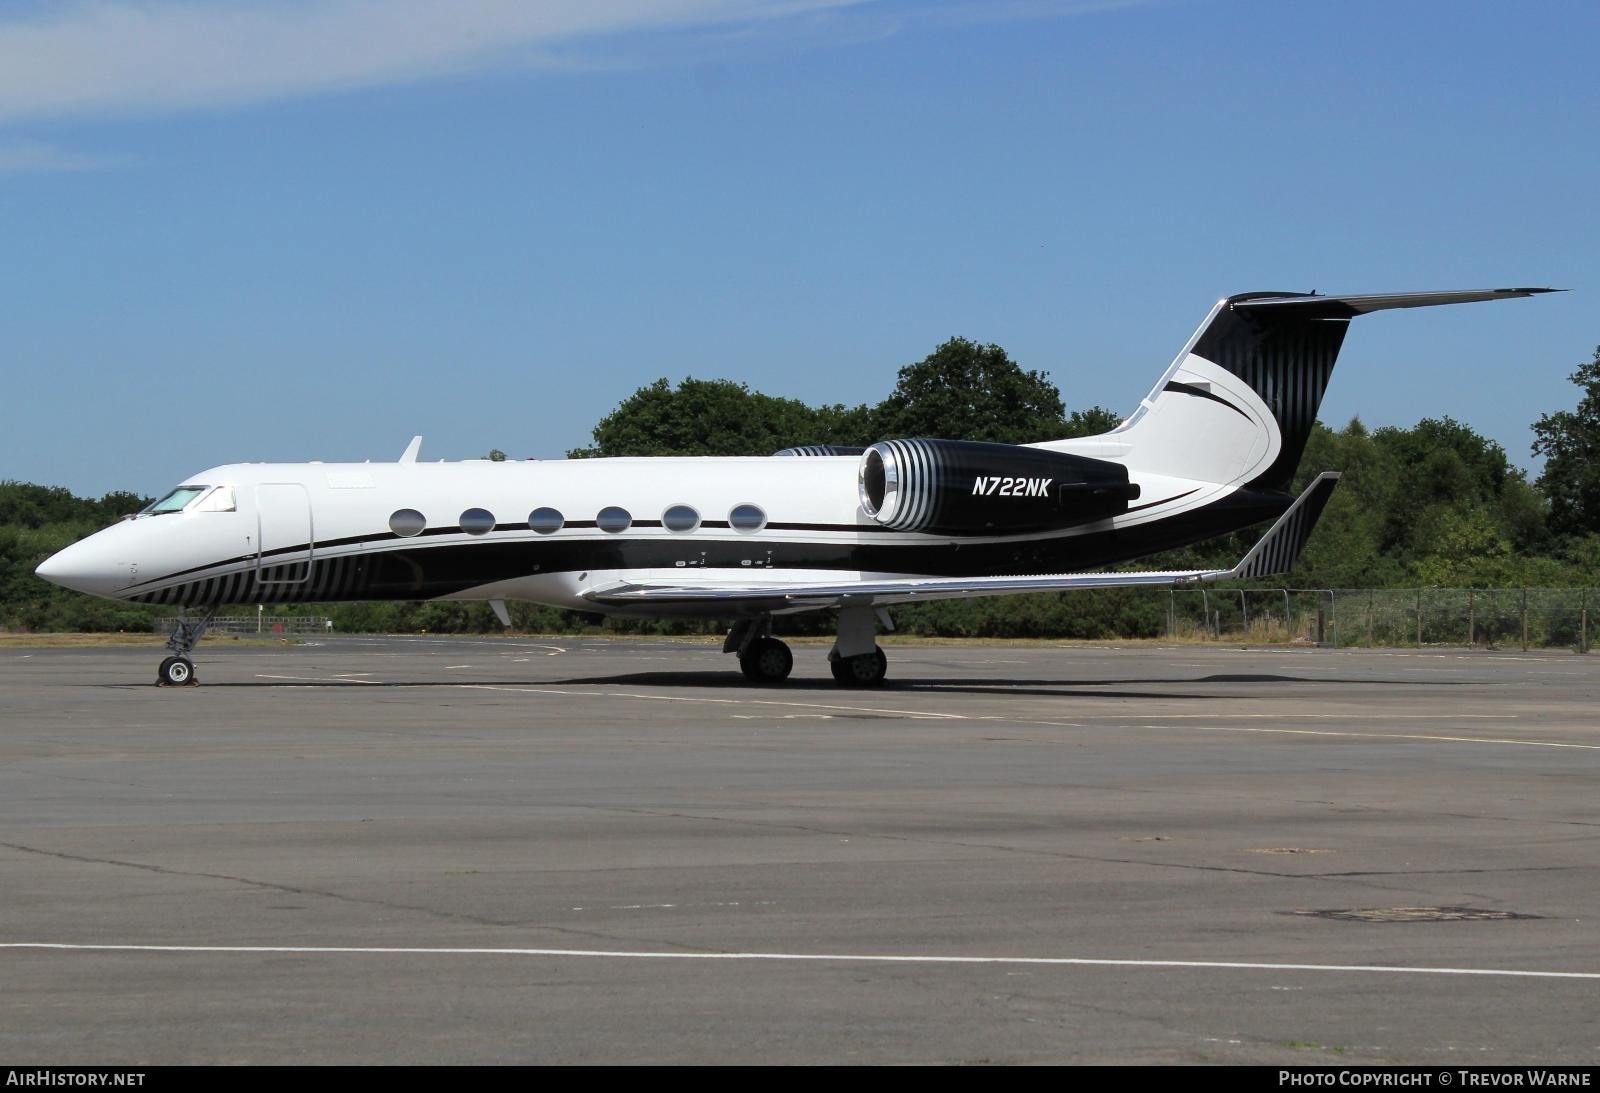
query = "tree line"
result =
(4, 339, 1598, 637)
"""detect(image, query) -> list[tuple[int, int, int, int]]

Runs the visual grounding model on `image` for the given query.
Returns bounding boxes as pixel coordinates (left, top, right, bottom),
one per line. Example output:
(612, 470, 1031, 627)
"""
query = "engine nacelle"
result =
(773, 445, 867, 457)
(857, 438, 1140, 533)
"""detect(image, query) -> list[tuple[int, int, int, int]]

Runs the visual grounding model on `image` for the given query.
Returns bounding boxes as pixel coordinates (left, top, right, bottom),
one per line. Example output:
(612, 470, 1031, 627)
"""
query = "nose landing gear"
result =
(157, 607, 214, 686)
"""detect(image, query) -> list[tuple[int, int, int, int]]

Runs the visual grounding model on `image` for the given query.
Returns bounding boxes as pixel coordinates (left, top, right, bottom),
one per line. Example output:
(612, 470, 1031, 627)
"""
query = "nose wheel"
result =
(156, 607, 214, 686)
(157, 656, 197, 686)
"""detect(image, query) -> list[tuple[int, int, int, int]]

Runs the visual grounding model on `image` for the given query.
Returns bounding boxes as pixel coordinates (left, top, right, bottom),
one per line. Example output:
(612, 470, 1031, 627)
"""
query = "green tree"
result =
(868, 337, 1070, 443)
(570, 378, 871, 458)
(1062, 406, 1123, 438)
(1532, 345, 1600, 536)
(0, 483, 155, 632)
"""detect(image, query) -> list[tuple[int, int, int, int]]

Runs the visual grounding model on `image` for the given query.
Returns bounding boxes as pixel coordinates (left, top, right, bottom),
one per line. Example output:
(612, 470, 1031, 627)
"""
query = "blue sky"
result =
(1, 0, 1594, 497)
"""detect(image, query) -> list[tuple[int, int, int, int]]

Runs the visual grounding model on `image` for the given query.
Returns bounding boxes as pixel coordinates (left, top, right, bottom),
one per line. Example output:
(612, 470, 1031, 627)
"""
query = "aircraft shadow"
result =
(540, 670, 1492, 700)
(122, 670, 1494, 701)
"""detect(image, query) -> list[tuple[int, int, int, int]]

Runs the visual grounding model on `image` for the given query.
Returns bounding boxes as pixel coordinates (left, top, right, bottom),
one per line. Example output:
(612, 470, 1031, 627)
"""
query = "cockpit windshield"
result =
(141, 486, 208, 515)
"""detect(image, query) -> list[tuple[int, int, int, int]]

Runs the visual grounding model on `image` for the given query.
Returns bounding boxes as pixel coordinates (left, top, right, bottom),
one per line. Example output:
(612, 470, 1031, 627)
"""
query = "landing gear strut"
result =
(828, 605, 891, 687)
(726, 617, 793, 684)
(157, 607, 215, 687)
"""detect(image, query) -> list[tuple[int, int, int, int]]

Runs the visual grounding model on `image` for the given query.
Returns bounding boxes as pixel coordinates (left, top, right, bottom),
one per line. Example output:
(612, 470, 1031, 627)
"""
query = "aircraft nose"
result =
(35, 537, 132, 599)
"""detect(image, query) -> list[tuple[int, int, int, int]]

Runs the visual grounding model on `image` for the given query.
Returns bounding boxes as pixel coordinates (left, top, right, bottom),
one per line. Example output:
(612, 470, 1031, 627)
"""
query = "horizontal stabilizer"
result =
(1233, 287, 1560, 320)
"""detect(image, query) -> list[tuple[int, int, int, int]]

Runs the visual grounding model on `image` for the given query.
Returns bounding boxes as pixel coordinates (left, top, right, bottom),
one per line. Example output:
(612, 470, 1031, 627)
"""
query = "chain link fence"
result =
(155, 615, 331, 636)
(1164, 588, 1596, 651)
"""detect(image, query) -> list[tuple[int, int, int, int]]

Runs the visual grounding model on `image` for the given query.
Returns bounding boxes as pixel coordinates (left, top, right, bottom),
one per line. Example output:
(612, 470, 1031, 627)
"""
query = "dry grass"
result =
(0, 633, 295, 649)
(1, 627, 1324, 650)
(1162, 617, 1315, 645)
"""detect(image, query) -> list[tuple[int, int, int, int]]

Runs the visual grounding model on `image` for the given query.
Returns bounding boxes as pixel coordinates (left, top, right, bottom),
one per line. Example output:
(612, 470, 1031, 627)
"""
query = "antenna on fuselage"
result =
(399, 436, 423, 464)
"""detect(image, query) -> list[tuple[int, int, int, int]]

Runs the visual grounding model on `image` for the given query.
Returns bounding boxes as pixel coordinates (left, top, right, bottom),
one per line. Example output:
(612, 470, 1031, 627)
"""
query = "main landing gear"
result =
(826, 604, 889, 686)
(726, 618, 794, 683)
(724, 606, 892, 687)
(740, 636, 794, 683)
(157, 607, 214, 687)
(829, 647, 887, 686)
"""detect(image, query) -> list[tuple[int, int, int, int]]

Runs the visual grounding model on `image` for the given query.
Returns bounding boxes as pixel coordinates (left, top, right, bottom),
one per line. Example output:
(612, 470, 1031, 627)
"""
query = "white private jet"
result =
(36, 288, 1555, 687)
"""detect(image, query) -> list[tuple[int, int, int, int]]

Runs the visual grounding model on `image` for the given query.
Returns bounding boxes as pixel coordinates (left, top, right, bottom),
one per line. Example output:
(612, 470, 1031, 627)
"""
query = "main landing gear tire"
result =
(739, 637, 794, 684)
(830, 648, 887, 687)
(157, 656, 196, 687)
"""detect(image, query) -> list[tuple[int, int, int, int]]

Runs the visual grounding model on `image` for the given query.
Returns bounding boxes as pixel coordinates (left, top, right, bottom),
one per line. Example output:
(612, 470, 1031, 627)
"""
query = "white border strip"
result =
(3, 943, 1596, 980)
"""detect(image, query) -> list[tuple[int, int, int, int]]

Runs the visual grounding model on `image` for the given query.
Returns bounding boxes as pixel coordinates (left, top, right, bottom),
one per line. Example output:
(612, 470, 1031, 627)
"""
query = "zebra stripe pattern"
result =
(1191, 302, 1350, 492)
(773, 445, 867, 457)
(869, 438, 947, 532)
(128, 553, 370, 607)
(1234, 472, 1341, 580)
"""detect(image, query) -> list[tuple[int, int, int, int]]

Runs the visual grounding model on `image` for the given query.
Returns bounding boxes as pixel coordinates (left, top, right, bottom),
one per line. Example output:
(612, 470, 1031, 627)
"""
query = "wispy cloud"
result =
(0, 138, 109, 174)
(0, 0, 866, 124)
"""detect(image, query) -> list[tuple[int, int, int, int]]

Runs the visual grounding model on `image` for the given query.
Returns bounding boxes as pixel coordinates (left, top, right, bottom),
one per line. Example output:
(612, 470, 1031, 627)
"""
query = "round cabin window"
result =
(597, 506, 632, 534)
(729, 503, 767, 533)
(460, 508, 496, 535)
(529, 507, 564, 534)
(389, 509, 426, 537)
(662, 504, 700, 532)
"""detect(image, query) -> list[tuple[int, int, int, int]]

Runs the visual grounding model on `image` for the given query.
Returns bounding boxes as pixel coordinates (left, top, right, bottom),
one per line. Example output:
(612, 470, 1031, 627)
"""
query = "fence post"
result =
(1168, 590, 1175, 641)
(1240, 589, 1248, 630)
(1583, 588, 1590, 655)
(1416, 588, 1423, 647)
(1522, 587, 1529, 652)
(1367, 590, 1374, 646)
(1467, 589, 1474, 648)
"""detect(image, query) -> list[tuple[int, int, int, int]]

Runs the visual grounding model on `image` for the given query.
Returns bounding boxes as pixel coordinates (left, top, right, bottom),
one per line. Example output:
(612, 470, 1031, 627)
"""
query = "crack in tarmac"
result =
(0, 839, 719, 952)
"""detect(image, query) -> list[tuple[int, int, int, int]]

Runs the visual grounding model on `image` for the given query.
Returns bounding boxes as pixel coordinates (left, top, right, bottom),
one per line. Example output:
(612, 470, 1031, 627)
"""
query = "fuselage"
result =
(34, 449, 1283, 617)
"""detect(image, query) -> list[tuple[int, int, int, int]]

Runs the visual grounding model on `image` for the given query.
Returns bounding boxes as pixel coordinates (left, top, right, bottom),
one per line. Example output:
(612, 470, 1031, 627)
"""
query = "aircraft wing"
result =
(585, 473, 1340, 612)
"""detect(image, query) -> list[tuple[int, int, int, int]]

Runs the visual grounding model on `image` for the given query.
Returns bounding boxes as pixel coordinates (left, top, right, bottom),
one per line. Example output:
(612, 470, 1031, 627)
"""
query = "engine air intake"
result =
(858, 438, 1139, 534)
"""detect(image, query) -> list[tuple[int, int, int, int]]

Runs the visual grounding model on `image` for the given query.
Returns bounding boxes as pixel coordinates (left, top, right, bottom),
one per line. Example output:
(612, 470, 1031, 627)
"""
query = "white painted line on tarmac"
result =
(462, 684, 968, 720)
(254, 674, 383, 685)
(3, 942, 1596, 981)
(731, 714, 834, 720)
(1181, 725, 1600, 751)
(252, 675, 960, 722)
(1093, 713, 1512, 721)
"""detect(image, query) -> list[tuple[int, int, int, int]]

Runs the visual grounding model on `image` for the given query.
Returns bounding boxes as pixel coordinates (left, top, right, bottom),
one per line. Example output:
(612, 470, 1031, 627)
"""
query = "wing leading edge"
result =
(585, 473, 1341, 612)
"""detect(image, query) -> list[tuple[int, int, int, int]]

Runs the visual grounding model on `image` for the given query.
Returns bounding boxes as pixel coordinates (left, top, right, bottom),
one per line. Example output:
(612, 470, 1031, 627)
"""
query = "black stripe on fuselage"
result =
(122, 490, 1292, 607)
(124, 489, 1212, 594)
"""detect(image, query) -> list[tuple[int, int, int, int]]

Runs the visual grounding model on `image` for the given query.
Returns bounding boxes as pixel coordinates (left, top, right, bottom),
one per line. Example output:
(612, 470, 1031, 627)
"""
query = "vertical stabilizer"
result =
(1114, 288, 1556, 494)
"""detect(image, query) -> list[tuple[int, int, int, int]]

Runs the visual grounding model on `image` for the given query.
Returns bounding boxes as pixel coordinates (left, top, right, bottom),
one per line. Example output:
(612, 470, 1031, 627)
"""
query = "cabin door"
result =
(256, 483, 314, 585)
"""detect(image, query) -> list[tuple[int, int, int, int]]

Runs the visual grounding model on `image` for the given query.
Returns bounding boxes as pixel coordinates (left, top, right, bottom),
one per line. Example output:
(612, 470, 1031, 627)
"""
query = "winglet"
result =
(1221, 472, 1340, 581)
(399, 436, 423, 464)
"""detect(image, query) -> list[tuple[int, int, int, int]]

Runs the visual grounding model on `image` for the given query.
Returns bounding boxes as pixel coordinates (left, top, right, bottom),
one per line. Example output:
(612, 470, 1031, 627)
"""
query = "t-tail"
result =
(1088, 288, 1558, 494)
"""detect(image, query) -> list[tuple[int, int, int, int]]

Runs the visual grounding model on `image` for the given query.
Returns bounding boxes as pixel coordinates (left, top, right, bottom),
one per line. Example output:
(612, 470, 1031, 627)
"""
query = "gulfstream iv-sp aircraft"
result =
(37, 288, 1555, 686)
